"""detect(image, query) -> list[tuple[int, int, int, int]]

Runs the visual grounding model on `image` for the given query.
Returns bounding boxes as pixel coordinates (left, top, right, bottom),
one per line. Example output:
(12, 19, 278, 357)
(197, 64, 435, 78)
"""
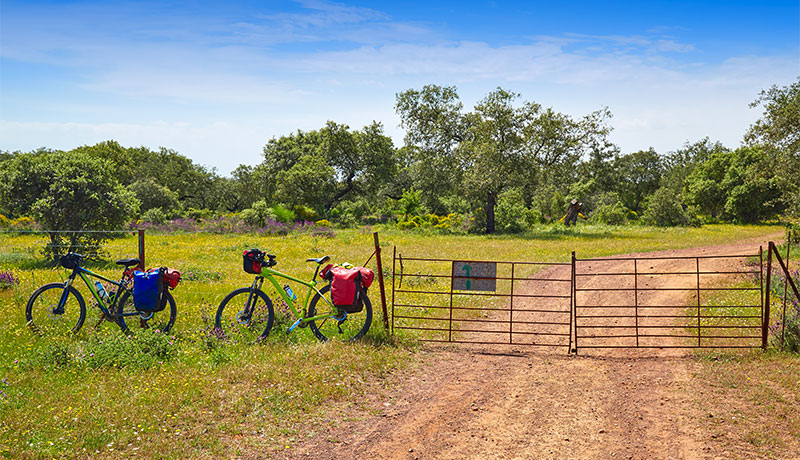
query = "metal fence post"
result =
(763, 242, 773, 350)
(391, 246, 397, 336)
(571, 251, 577, 355)
(782, 239, 790, 344)
(137, 229, 145, 270)
(373, 232, 390, 332)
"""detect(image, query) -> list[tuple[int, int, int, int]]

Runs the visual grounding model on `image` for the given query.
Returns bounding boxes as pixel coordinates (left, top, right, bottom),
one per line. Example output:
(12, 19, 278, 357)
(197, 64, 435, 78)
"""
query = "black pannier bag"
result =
(243, 249, 265, 274)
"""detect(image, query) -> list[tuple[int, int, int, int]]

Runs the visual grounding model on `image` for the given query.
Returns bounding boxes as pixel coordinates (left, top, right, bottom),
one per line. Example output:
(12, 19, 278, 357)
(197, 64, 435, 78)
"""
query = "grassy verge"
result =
(0, 223, 785, 458)
(693, 351, 800, 459)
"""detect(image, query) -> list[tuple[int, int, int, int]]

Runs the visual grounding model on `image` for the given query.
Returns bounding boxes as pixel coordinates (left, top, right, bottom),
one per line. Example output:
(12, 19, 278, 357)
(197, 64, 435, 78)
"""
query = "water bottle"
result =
(94, 281, 108, 301)
(283, 285, 297, 301)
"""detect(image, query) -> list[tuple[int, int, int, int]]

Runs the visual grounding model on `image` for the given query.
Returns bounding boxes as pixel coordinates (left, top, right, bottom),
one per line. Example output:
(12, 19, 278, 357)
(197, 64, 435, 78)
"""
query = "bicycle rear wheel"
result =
(307, 284, 372, 342)
(214, 288, 275, 342)
(116, 290, 177, 334)
(25, 283, 86, 336)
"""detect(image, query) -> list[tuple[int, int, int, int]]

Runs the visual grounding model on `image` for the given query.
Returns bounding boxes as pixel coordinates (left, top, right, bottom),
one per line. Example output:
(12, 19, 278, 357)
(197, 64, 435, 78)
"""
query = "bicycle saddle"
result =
(306, 256, 331, 264)
(116, 258, 141, 267)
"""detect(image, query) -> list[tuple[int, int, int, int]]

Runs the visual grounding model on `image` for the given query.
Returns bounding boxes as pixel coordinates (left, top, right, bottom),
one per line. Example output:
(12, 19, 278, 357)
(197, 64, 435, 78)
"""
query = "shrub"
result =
(293, 204, 318, 222)
(271, 204, 296, 223)
(141, 207, 168, 224)
(495, 188, 532, 233)
(641, 187, 701, 227)
(0, 270, 19, 290)
(0, 213, 8, 228)
(9, 216, 38, 230)
(239, 200, 278, 227)
(591, 201, 629, 225)
(184, 207, 216, 220)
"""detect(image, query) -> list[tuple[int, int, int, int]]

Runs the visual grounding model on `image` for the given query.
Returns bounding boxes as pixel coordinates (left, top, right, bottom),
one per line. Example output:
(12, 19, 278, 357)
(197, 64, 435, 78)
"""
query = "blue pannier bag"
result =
(133, 269, 164, 312)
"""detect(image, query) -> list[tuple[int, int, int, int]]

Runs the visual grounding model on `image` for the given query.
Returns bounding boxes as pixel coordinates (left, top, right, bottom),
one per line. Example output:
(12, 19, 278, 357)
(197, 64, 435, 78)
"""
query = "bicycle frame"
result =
(255, 267, 336, 324)
(62, 266, 136, 319)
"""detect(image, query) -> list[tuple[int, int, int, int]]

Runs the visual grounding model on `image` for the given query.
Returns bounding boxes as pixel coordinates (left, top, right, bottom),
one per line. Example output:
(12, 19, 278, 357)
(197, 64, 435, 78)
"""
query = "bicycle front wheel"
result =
(215, 288, 275, 342)
(116, 290, 177, 334)
(307, 284, 372, 342)
(25, 283, 86, 337)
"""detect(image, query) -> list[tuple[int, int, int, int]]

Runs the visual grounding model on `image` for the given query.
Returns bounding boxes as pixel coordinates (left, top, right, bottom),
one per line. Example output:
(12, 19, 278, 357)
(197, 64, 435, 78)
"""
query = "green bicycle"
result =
(214, 250, 372, 342)
(25, 252, 177, 336)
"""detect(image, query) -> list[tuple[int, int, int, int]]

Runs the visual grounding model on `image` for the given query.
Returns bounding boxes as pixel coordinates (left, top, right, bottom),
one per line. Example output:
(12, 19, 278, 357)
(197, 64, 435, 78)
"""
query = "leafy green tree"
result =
(0, 151, 138, 259)
(129, 178, 182, 217)
(746, 77, 800, 213)
(273, 155, 337, 213)
(684, 146, 784, 222)
(396, 85, 612, 233)
(260, 122, 397, 214)
(642, 187, 699, 227)
(612, 148, 664, 213)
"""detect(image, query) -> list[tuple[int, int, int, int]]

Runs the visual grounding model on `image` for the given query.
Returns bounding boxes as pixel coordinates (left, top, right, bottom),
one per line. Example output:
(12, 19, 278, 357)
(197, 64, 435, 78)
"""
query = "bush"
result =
(271, 204, 295, 223)
(184, 207, 216, 220)
(141, 207, 168, 224)
(130, 178, 182, 217)
(0, 270, 20, 290)
(239, 200, 277, 227)
(495, 188, 531, 233)
(591, 201, 629, 225)
(641, 187, 701, 227)
(0, 213, 8, 228)
(292, 204, 318, 222)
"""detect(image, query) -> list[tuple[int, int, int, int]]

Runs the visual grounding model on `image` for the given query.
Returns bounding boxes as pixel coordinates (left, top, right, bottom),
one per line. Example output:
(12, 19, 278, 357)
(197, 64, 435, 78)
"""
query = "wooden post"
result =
(373, 232, 389, 332)
(137, 229, 145, 270)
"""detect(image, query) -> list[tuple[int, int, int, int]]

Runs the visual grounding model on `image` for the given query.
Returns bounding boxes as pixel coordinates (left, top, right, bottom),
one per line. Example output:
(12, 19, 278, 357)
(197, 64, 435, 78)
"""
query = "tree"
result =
(129, 178, 182, 217)
(612, 148, 663, 213)
(260, 122, 397, 215)
(746, 77, 800, 156)
(684, 146, 784, 222)
(396, 85, 612, 233)
(274, 155, 337, 213)
(0, 151, 138, 260)
(746, 77, 800, 213)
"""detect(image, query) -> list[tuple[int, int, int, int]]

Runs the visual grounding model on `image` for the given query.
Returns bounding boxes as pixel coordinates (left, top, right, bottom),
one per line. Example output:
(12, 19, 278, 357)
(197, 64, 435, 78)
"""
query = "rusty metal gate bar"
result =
(391, 251, 573, 350)
(573, 253, 764, 351)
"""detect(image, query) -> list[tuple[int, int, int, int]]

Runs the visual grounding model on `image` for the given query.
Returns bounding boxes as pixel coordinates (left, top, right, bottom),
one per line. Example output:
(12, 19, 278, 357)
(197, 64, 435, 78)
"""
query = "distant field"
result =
(0, 224, 785, 459)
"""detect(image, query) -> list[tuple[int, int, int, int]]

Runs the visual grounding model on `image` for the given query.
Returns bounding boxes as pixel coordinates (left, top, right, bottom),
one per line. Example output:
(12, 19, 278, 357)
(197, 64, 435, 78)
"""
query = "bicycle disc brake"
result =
(236, 309, 251, 325)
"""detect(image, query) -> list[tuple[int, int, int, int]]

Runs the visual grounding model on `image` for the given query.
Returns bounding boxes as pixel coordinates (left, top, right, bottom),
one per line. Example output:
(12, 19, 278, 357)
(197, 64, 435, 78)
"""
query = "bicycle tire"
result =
(307, 284, 372, 342)
(214, 287, 275, 342)
(116, 290, 177, 334)
(25, 283, 87, 336)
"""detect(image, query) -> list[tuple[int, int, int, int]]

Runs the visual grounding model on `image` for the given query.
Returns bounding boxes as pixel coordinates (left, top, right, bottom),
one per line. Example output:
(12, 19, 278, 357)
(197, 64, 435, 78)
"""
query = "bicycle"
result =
(214, 251, 372, 342)
(25, 253, 177, 336)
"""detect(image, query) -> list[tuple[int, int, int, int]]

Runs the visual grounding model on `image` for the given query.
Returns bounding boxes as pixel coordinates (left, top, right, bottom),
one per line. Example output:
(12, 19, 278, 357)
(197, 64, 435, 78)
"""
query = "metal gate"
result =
(573, 251, 764, 351)
(391, 249, 573, 350)
(390, 244, 794, 353)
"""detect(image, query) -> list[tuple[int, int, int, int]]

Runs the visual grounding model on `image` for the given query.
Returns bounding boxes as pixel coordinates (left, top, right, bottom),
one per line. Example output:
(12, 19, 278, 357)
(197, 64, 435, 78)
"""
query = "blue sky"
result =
(1, 0, 798, 175)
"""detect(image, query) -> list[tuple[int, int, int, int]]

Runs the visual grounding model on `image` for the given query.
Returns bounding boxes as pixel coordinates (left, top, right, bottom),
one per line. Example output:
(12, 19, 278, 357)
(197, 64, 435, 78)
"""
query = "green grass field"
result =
(0, 223, 792, 459)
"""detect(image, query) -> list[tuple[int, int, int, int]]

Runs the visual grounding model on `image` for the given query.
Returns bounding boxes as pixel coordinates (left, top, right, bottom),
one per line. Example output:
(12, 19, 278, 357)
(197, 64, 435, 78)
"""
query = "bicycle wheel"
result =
(307, 284, 372, 342)
(25, 283, 87, 336)
(116, 290, 177, 334)
(214, 288, 275, 342)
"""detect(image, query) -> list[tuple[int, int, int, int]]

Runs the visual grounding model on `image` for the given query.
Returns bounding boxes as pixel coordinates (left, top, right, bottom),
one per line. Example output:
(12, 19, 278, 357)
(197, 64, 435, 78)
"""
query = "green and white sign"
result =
(452, 261, 497, 291)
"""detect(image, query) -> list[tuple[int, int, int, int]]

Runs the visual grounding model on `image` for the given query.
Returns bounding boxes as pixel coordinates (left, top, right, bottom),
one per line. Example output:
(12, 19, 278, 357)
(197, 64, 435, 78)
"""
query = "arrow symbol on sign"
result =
(462, 264, 471, 290)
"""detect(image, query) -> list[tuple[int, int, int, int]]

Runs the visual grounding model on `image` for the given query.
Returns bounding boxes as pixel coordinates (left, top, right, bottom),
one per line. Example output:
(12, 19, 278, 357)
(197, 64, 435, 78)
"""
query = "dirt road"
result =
(281, 238, 778, 460)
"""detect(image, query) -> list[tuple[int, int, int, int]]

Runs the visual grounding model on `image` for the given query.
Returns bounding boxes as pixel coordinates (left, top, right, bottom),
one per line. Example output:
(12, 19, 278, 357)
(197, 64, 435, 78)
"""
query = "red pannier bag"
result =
(163, 268, 181, 289)
(321, 265, 374, 313)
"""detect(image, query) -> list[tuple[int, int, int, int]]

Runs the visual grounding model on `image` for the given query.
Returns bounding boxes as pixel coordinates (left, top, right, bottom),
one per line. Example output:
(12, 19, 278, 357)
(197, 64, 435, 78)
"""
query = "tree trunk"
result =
(485, 191, 496, 234)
